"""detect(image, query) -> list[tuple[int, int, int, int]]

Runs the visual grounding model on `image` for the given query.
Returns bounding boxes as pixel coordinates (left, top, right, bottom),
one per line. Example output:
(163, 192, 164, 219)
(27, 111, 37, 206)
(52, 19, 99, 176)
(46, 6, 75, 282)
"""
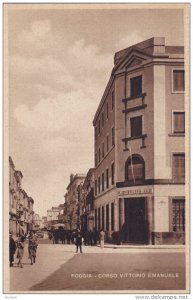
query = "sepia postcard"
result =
(4, 2, 190, 295)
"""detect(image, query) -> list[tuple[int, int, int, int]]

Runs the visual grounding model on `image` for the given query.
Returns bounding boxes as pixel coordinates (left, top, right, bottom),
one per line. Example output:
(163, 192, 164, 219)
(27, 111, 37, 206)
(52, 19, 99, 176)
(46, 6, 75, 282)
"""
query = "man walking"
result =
(9, 232, 16, 267)
(100, 230, 105, 249)
(28, 231, 38, 265)
(74, 229, 83, 253)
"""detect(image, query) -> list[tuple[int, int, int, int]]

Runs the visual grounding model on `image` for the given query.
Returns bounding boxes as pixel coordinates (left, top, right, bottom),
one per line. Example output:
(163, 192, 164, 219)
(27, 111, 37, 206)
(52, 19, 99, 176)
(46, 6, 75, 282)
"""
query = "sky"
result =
(7, 5, 185, 217)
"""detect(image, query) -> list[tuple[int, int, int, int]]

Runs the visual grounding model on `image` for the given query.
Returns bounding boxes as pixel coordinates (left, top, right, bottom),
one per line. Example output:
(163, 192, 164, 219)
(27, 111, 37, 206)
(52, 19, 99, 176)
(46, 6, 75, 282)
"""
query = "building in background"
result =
(80, 168, 95, 232)
(47, 206, 60, 227)
(42, 216, 48, 229)
(93, 37, 185, 245)
(64, 174, 86, 230)
(9, 156, 35, 236)
(33, 213, 43, 229)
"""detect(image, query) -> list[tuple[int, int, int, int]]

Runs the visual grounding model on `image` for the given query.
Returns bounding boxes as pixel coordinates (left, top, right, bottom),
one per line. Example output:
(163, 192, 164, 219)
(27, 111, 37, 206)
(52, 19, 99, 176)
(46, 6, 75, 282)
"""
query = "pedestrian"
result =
(74, 229, 83, 253)
(28, 231, 38, 265)
(16, 235, 25, 268)
(9, 232, 16, 267)
(100, 230, 105, 249)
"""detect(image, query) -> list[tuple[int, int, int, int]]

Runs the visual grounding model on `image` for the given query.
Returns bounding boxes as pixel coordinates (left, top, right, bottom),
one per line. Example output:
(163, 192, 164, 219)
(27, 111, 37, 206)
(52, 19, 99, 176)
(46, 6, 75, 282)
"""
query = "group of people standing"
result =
(73, 229, 106, 253)
(9, 231, 38, 268)
(49, 227, 105, 248)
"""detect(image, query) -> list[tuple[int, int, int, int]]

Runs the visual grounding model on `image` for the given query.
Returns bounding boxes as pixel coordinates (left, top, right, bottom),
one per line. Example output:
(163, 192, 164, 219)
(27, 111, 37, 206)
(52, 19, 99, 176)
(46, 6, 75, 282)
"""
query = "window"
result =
(98, 176, 101, 194)
(173, 70, 185, 92)
(172, 199, 185, 232)
(111, 162, 115, 185)
(125, 155, 145, 183)
(102, 173, 105, 192)
(98, 148, 101, 163)
(112, 91, 115, 110)
(112, 127, 115, 146)
(106, 168, 109, 189)
(102, 112, 104, 127)
(172, 153, 185, 183)
(107, 102, 109, 119)
(95, 153, 97, 167)
(102, 206, 104, 230)
(106, 204, 109, 230)
(95, 180, 97, 196)
(98, 207, 101, 230)
(102, 142, 104, 158)
(173, 112, 185, 134)
(95, 209, 97, 229)
(130, 75, 142, 98)
(95, 126, 97, 139)
(111, 203, 114, 231)
(107, 135, 109, 152)
(130, 116, 142, 137)
(98, 120, 101, 134)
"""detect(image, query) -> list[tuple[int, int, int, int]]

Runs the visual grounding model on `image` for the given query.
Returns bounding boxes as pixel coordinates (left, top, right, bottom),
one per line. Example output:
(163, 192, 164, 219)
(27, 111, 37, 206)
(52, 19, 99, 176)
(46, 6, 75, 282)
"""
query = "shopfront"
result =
(118, 187, 154, 244)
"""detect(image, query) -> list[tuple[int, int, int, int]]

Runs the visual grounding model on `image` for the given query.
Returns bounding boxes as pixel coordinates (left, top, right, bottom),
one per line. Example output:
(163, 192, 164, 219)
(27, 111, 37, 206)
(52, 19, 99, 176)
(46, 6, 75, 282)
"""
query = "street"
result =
(9, 239, 186, 292)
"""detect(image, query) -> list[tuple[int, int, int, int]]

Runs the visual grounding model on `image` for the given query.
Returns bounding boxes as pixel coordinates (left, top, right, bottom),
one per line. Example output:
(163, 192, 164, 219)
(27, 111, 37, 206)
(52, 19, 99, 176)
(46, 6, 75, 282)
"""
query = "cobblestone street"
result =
(9, 241, 186, 292)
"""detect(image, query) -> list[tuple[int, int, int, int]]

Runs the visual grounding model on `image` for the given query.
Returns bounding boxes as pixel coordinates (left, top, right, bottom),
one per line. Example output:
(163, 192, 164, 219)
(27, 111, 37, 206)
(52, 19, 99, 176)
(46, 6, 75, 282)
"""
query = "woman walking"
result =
(16, 235, 25, 268)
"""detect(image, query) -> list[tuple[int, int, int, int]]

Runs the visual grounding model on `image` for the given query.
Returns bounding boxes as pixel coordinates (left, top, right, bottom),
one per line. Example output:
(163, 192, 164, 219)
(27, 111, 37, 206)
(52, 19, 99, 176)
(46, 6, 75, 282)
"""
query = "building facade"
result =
(80, 168, 95, 232)
(65, 174, 86, 230)
(33, 213, 43, 229)
(93, 37, 185, 245)
(9, 156, 35, 236)
(47, 207, 60, 227)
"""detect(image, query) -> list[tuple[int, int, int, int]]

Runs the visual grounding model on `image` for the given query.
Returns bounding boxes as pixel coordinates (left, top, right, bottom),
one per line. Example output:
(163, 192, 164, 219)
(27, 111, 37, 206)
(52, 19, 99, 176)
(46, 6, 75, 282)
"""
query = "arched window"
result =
(125, 154, 145, 184)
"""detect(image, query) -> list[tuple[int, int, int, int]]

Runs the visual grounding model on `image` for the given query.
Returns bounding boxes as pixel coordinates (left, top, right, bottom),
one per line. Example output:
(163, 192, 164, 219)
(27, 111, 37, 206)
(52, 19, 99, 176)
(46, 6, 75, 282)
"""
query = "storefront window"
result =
(172, 199, 185, 232)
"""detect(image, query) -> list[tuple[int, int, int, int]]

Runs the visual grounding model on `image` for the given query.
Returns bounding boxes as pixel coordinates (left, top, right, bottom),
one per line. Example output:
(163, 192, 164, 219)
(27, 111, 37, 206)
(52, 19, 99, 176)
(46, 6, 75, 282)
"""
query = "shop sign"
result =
(118, 188, 153, 197)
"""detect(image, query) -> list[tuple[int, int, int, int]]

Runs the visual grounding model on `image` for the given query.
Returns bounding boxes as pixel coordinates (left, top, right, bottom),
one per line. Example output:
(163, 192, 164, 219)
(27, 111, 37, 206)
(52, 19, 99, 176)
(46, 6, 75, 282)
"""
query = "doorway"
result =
(124, 198, 147, 243)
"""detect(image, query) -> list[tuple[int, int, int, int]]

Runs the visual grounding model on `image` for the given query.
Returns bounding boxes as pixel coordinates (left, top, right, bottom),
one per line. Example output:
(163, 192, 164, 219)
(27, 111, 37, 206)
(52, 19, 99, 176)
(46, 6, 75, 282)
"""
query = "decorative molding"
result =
(122, 104, 147, 114)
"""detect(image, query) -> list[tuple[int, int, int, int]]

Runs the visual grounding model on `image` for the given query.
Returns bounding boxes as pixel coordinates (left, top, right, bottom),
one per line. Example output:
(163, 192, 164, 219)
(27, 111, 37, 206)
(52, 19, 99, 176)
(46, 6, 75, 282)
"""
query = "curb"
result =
(103, 244, 186, 250)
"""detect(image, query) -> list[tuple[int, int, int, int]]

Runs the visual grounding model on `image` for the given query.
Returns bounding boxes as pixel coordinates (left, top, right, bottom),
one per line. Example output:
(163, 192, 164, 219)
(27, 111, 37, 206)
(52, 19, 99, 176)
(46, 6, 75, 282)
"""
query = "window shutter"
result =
(173, 112, 185, 133)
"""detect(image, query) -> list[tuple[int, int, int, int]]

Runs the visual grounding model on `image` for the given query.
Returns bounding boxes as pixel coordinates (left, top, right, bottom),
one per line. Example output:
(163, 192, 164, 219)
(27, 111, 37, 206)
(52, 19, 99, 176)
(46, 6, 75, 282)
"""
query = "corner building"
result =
(93, 37, 185, 245)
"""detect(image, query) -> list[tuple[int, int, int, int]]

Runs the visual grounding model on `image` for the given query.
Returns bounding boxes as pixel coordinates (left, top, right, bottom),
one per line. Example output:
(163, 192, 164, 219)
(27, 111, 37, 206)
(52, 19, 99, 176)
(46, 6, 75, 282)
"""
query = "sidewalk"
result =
(104, 243, 186, 250)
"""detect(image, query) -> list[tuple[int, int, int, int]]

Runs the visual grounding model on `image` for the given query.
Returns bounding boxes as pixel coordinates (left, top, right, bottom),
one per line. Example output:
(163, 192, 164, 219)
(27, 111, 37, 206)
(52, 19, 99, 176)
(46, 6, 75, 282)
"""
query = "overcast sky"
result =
(7, 5, 185, 217)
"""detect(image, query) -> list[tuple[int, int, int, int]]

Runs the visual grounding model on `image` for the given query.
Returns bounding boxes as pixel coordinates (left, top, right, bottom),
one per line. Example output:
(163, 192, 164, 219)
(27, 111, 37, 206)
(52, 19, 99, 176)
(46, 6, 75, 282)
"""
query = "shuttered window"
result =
(130, 116, 142, 137)
(98, 207, 101, 231)
(102, 173, 104, 192)
(98, 176, 101, 194)
(130, 75, 142, 98)
(106, 204, 109, 231)
(172, 153, 185, 182)
(106, 168, 109, 189)
(173, 70, 185, 92)
(102, 206, 104, 230)
(173, 112, 185, 133)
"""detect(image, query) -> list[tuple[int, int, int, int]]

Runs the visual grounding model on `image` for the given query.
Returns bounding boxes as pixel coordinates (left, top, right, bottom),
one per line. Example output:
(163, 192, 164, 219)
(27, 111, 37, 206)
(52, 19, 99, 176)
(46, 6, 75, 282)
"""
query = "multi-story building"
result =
(47, 207, 60, 227)
(33, 213, 43, 229)
(65, 174, 86, 230)
(9, 156, 35, 236)
(80, 168, 95, 232)
(93, 37, 185, 245)
(42, 216, 48, 229)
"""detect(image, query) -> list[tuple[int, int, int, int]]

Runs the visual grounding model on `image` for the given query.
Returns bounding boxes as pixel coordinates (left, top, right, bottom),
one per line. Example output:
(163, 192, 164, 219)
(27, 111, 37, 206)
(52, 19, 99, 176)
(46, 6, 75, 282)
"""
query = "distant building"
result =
(65, 174, 86, 230)
(47, 206, 60, 227)
(93, 37, 185, 245)
(33, 213, 43, 229)
(42, 216, 48, 229)
(58, 204, 65, 223)
(80, 168, 95, 232)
